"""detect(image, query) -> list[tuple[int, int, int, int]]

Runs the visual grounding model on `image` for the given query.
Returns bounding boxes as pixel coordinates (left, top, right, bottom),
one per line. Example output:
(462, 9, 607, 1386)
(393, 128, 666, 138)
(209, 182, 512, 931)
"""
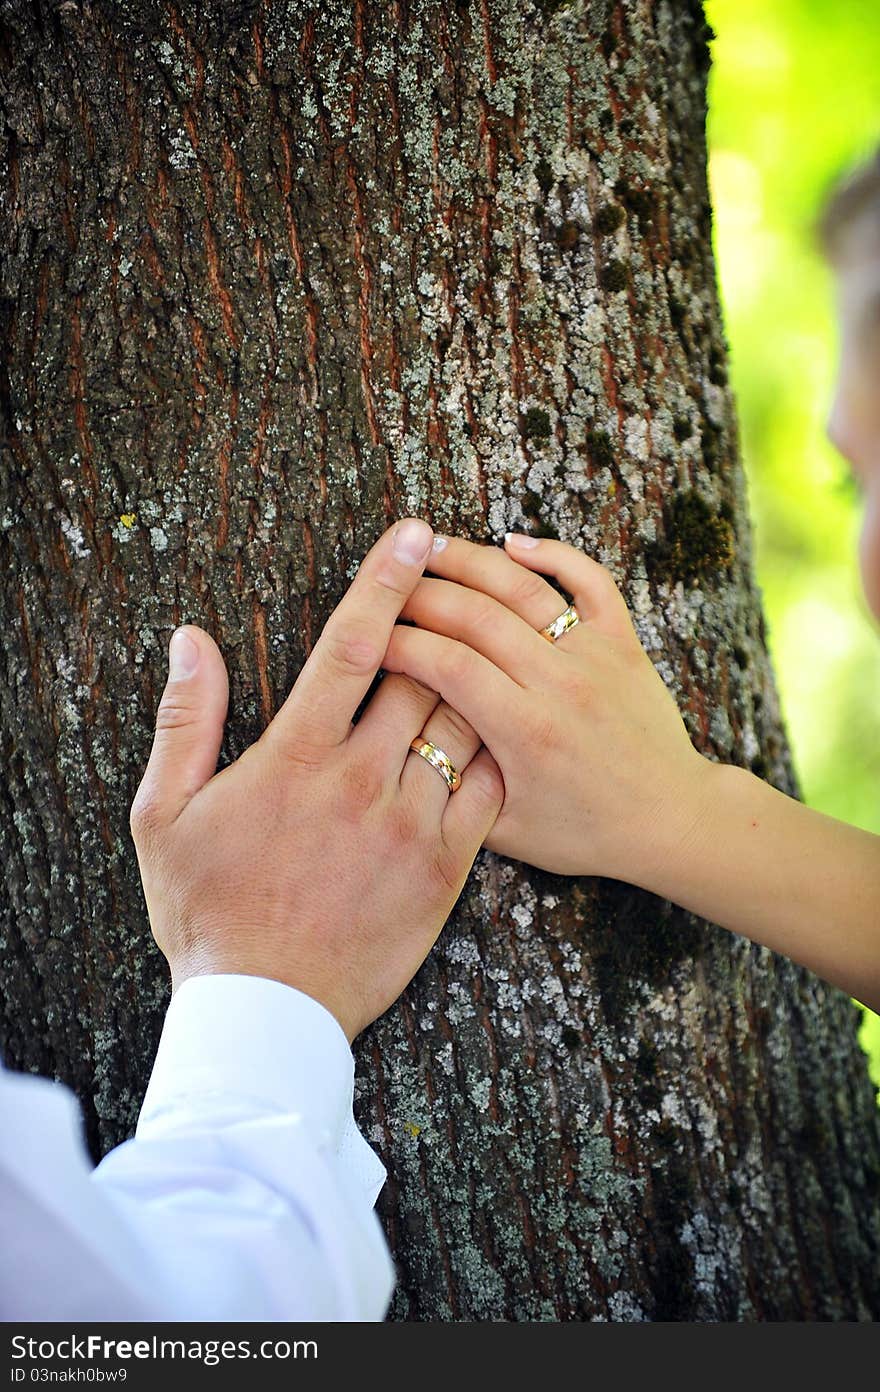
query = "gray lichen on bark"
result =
(1, 0, 878, 1319)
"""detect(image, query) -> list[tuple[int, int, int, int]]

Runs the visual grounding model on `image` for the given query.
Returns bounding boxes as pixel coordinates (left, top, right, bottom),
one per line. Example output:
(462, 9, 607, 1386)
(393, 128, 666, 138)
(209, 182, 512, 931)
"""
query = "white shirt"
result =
(0, 974, 395, 1321)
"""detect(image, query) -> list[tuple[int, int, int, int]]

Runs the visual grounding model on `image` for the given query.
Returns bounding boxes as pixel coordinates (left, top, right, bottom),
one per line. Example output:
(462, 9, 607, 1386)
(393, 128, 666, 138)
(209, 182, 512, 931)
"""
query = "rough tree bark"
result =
(1, 0, 878, 1321)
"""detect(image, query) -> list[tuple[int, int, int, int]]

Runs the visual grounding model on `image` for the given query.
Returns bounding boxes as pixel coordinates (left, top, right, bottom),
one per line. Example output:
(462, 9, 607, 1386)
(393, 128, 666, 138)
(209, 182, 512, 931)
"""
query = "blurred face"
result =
(826, 252, 880, 621)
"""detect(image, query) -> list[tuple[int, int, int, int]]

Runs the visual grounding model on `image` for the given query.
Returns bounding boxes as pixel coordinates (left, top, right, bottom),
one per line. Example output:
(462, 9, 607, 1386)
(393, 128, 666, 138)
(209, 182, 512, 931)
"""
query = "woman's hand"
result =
(380, 530, 880, 1014)
(129, 519, 504, 1042)
(382, 532, 713, 883)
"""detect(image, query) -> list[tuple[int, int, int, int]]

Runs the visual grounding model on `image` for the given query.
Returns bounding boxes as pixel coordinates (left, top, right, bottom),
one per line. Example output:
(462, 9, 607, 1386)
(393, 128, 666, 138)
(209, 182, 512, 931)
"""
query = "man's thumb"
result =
(131, 625, 230, 834)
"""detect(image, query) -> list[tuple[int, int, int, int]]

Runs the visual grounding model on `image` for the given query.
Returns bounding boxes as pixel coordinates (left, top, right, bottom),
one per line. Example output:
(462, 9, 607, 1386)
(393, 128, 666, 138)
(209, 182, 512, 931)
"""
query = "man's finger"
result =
(266, 518, 435, 753)
(130, 626, 229, 835)
(350, 671, 441, 769)
(441, 747, 505, 867)
(380, 624, 527, 761)
(399, 694, 483, 818)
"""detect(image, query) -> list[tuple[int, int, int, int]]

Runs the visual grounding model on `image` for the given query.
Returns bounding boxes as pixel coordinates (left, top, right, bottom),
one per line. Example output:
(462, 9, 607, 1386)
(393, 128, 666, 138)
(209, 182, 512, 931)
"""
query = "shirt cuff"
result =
(138, 974, 387, 1205)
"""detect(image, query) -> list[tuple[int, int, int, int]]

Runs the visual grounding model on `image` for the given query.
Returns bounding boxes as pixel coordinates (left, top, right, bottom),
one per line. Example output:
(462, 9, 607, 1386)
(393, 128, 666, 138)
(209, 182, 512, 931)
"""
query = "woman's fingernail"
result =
(432, 535, 449, 553)
(392, 518, 434, 565)
(505, 532, 540, 549)
(169, 627, 200, 679)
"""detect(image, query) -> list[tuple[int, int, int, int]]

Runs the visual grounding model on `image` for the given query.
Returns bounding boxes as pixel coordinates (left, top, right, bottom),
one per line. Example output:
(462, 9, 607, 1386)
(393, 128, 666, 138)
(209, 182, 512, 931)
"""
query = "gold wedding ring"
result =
(408, 738, 461, 794)
(540, 603, 581, 643)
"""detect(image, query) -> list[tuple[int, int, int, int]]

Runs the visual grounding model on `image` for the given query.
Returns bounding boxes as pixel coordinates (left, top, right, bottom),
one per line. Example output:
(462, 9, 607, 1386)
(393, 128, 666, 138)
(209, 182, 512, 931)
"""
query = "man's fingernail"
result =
(432, 535, 449, 553)
(505, 532, 540, 549)
(392, 518, 434, 565)
(169, 627, 200, 679)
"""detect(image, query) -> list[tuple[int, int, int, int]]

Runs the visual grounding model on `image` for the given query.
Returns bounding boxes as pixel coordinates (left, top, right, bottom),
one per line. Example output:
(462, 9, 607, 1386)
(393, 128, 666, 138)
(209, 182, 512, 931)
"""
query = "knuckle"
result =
(434, 703, 476, 749)
(510, 569, 548, 610)
(129, 782, 164, 840)
(338, 755, 386, 818)
(385, 801, 422, 852)
(272, 732, 327, 776)
(371, 566, 410, 600)
(466, 757, 505, 809)
(154, 694, 197, 733)
(440, 642, 473, 688)
(325, 623, 380, 678)
(385, 672, 438, 714)
(524, 702, 558, 751)
(467, 594, 498, 634)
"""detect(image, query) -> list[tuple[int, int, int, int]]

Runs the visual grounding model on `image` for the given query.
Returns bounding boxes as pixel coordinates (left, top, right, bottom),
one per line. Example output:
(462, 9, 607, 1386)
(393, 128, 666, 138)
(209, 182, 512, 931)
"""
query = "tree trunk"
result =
(1, 0, 878, 1321)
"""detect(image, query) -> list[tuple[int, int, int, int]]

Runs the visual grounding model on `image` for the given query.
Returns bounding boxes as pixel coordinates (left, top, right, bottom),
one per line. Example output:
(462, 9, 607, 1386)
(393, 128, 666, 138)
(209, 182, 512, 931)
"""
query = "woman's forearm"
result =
(635, 759, 880, 1011)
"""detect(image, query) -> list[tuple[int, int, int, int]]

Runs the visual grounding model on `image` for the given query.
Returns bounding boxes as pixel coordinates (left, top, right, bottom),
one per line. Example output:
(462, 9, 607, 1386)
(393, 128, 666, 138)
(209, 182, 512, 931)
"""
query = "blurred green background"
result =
(704, 0, 880, 1088)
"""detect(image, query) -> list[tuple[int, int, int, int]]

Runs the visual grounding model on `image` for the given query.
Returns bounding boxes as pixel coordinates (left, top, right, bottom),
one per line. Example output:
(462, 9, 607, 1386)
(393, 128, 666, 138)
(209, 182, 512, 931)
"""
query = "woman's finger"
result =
(381, 624, 528, 761)
(426, 536, 571, 631)
(401, 577, 559, 684)
(351, 671, 441, 769)
(502, 533, 635, 639)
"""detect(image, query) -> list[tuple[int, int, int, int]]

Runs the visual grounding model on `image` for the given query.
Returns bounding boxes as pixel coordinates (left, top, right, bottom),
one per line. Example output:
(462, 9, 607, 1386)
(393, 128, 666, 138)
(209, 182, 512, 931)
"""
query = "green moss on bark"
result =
(646, 490, 736, 584)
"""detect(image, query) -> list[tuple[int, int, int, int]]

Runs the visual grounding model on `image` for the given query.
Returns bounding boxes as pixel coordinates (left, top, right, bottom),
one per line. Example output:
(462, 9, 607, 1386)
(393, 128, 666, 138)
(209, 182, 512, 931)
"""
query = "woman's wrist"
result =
(621, 755, 880, 1008)
(613, 749, 726, 900)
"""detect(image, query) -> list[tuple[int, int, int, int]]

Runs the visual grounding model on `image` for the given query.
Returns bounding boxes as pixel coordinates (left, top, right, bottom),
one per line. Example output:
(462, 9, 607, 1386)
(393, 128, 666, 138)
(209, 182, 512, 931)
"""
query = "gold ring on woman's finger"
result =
(540, 603, 581, 643)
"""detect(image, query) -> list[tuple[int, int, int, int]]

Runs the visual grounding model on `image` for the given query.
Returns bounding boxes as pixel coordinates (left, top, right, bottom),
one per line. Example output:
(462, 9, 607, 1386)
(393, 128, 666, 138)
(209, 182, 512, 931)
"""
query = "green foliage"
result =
(706, 0, 880, 1086)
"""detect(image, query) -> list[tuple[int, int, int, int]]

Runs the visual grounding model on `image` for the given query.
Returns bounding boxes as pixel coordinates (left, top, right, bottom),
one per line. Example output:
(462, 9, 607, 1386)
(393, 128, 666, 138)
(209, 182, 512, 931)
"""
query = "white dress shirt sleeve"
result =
(0, 974, 395, 1322)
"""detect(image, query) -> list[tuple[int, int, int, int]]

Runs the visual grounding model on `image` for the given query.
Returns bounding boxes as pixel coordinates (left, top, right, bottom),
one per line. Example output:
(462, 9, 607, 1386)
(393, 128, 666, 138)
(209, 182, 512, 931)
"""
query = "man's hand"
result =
(129, 519, 504, 1042)
(382, 532, 711, 884)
